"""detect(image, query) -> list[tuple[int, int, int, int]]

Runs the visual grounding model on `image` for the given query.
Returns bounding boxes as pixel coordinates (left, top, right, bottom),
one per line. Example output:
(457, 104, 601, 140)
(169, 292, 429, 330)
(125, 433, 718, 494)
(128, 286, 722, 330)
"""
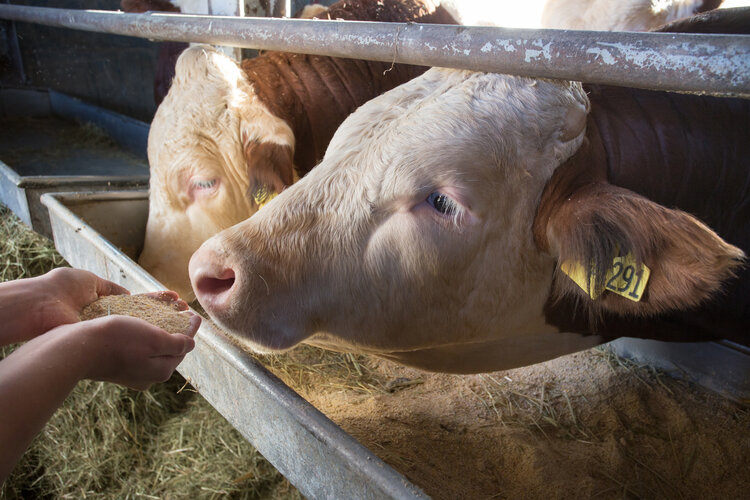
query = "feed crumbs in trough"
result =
(80, 294, 192, 334)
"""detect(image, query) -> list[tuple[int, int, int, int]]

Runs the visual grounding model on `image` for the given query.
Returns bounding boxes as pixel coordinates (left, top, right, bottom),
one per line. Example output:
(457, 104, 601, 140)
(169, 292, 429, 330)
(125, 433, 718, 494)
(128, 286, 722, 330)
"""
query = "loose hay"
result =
(0, 205, 299, 500)
(80, 294, 192, 335)
(0, 204, 66, 281)
(3, 376, 300, 500)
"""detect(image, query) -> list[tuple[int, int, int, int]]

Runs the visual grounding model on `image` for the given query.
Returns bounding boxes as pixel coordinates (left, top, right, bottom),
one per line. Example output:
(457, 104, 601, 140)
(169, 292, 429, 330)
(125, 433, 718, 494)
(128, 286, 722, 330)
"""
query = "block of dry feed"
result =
(80, 294, 192, 334)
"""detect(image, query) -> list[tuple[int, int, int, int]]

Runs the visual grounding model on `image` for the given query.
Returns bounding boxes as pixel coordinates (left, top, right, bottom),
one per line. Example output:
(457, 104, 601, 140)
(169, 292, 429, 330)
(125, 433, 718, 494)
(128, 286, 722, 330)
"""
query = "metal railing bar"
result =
(0, 4, 748, 97)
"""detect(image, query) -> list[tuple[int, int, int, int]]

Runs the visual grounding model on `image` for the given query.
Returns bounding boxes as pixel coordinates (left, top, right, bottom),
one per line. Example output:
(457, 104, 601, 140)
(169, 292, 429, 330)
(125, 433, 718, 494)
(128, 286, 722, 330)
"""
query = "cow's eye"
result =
(427, 192, 458, 216)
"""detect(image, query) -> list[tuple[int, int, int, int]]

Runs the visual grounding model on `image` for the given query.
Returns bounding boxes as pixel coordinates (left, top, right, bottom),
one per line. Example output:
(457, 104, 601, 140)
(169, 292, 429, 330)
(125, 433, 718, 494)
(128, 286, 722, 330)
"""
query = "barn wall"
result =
(1, 0, 342, 122)
(2, 0, 161, 122)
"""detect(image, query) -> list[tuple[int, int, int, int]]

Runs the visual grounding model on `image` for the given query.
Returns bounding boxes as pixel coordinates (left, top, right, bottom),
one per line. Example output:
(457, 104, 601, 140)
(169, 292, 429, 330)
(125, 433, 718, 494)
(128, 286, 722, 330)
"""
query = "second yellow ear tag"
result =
(561, 254, 650, 302)
(253, 188, 278, 210)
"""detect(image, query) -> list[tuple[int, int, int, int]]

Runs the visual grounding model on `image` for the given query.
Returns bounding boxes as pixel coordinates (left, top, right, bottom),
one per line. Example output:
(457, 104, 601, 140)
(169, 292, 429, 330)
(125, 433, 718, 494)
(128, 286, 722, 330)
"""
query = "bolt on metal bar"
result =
(0, 3, 748, 97)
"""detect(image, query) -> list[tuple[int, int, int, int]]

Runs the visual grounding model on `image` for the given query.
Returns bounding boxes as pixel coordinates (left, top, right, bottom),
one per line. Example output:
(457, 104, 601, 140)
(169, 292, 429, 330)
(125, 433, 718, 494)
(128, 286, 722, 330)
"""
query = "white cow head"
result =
(140, 45, 295, 299)
(189, 68, 742, 373)
(189, 69, 597, 370)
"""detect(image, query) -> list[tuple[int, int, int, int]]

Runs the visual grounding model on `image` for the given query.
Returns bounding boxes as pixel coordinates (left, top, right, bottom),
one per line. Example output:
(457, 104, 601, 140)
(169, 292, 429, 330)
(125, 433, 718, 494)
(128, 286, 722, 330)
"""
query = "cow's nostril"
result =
(194, 267, 235, 298)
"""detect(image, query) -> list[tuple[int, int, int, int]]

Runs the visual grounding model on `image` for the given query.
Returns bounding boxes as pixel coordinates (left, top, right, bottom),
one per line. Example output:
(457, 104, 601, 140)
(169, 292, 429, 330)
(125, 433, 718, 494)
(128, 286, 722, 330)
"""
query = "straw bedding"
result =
(271, 346, 750, 499)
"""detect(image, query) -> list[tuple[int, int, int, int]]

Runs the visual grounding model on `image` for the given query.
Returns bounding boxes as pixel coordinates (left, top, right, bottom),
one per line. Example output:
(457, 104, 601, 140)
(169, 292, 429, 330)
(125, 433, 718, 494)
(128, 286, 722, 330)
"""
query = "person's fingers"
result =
(153, 331, 195, 357)
(184, 314, 201, 338)
(95, 277, 130, 298)
(145, 291, 189, 311)
(148, 290, 179, 302)
(176, 335, 195, 356)
(141, 356, 184, 385)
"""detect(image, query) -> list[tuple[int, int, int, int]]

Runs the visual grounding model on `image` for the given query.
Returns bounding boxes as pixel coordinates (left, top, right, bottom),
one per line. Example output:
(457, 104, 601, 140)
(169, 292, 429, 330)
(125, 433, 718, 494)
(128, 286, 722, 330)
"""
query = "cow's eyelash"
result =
(193, 179, 217, 190)
(426, 191, 465, 225)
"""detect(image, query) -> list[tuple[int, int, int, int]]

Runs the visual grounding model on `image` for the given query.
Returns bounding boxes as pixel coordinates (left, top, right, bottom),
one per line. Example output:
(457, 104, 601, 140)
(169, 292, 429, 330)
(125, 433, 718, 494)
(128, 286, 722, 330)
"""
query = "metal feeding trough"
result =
(0, 88, 149, 238)
(39, 190, 750, 497)
(40, 190, 428, 500)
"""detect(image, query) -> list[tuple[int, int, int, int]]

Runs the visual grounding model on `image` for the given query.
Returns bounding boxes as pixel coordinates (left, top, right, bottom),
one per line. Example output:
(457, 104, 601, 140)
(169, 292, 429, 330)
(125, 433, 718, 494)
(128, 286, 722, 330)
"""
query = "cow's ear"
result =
(533, 145, 744, 317)
(243, 140, 296, 207)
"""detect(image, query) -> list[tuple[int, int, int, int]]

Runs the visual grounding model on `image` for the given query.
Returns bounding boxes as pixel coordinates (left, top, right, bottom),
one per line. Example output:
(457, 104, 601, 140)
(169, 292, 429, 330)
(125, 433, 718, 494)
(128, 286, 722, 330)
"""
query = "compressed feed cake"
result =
(80, 294, 191, 334)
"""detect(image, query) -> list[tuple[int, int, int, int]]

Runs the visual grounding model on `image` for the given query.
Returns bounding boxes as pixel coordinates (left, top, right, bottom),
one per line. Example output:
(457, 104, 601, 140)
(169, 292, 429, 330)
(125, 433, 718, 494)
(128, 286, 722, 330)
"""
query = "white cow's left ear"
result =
(533, 140, 744, 317)
(242, 138, 296, 208)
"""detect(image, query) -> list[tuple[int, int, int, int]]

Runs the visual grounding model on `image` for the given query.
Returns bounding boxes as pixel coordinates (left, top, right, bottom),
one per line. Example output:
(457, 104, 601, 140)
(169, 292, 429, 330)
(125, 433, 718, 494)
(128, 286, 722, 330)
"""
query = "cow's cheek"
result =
(350, 214, 463, 348)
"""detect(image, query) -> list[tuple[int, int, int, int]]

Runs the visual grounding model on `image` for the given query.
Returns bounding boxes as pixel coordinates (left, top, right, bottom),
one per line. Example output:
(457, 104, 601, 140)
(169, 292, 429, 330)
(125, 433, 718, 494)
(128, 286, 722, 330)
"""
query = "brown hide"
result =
(243, 0, 457, 177)
(536, 86, 750, 345)
(243, 141, 295, 201)
(120, 0, 180, 13)
(656, 5, 750, 33)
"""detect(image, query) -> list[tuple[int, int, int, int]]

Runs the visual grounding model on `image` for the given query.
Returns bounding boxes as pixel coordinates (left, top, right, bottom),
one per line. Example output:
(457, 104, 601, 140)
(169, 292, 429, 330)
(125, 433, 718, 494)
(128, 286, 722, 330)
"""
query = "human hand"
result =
(11, 268, 128, 342)
(69, 312, 200, 390)
(8, 268, 192, 344)
(0, 303, 199, 482)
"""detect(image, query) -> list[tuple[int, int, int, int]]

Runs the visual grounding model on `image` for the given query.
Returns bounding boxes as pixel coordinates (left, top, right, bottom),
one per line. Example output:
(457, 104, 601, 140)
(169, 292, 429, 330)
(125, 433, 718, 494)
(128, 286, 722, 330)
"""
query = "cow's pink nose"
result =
(189, 245, 237, 311)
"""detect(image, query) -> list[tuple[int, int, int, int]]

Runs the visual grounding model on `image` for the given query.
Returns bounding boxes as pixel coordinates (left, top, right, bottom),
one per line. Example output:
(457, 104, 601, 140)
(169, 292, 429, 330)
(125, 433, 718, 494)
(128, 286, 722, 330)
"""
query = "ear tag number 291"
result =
(561, 255, 650, 302)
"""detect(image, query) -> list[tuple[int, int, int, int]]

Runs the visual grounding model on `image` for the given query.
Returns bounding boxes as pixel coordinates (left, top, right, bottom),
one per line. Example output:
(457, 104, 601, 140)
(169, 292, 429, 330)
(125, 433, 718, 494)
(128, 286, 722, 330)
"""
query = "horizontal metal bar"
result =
(0, 4, 748, 97)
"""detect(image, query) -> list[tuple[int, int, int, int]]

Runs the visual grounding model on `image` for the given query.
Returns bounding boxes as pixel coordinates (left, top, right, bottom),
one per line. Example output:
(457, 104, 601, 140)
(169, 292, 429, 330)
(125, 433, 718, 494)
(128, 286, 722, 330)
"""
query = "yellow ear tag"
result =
(253, 188, 278, 210)
(560, 254, 650, 302)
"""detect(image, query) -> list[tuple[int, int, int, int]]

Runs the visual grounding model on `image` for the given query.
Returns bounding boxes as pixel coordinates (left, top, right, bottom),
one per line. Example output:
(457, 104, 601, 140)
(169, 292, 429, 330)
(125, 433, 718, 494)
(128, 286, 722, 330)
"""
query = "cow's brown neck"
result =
(541, 86, 750, 345)
(242, 0, 456, 176)
(585, 84, 750, 251)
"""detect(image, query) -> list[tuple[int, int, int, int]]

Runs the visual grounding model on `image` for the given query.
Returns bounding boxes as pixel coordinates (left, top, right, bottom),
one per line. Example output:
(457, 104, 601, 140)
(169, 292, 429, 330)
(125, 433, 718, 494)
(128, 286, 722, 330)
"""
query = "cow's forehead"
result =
(149, 81, 245, 167)
(319, 69, 583, 202)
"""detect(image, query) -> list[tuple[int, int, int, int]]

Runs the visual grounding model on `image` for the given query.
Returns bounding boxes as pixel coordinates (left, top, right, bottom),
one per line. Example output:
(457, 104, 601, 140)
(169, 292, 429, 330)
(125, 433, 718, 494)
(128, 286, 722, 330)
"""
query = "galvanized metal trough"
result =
(41, 190, 428, 500)
(39, 190, 750, 499)
(0, 88, 149, 238)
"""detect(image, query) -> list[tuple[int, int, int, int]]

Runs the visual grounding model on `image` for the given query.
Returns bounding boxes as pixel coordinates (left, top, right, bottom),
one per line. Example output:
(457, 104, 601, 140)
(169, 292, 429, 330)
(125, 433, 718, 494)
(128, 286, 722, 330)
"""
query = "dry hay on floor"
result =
(3, 375, 299, 500)
(0, 205, 299, 500)
(260, 343, 750, 500)
(0, 204, 66, 281)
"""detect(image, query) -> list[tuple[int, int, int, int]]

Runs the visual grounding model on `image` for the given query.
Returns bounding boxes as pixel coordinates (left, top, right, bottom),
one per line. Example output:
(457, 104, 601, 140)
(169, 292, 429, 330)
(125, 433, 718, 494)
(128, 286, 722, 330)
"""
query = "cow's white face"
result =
(140, 45, 294, 300)
(189, 69, 594, 371)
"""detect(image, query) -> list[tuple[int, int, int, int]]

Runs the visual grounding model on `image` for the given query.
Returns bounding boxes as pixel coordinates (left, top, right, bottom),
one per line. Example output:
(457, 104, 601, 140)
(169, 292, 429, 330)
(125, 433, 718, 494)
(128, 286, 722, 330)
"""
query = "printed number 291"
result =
(605, 262, 646, 300)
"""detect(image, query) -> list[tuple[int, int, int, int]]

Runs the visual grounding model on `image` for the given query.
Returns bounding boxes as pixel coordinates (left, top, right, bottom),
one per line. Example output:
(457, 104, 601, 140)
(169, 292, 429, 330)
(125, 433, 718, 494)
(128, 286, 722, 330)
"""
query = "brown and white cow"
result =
(138, 0, 456, 299)
(540, 0, 725, 30)
(188, 10, 749, 374)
